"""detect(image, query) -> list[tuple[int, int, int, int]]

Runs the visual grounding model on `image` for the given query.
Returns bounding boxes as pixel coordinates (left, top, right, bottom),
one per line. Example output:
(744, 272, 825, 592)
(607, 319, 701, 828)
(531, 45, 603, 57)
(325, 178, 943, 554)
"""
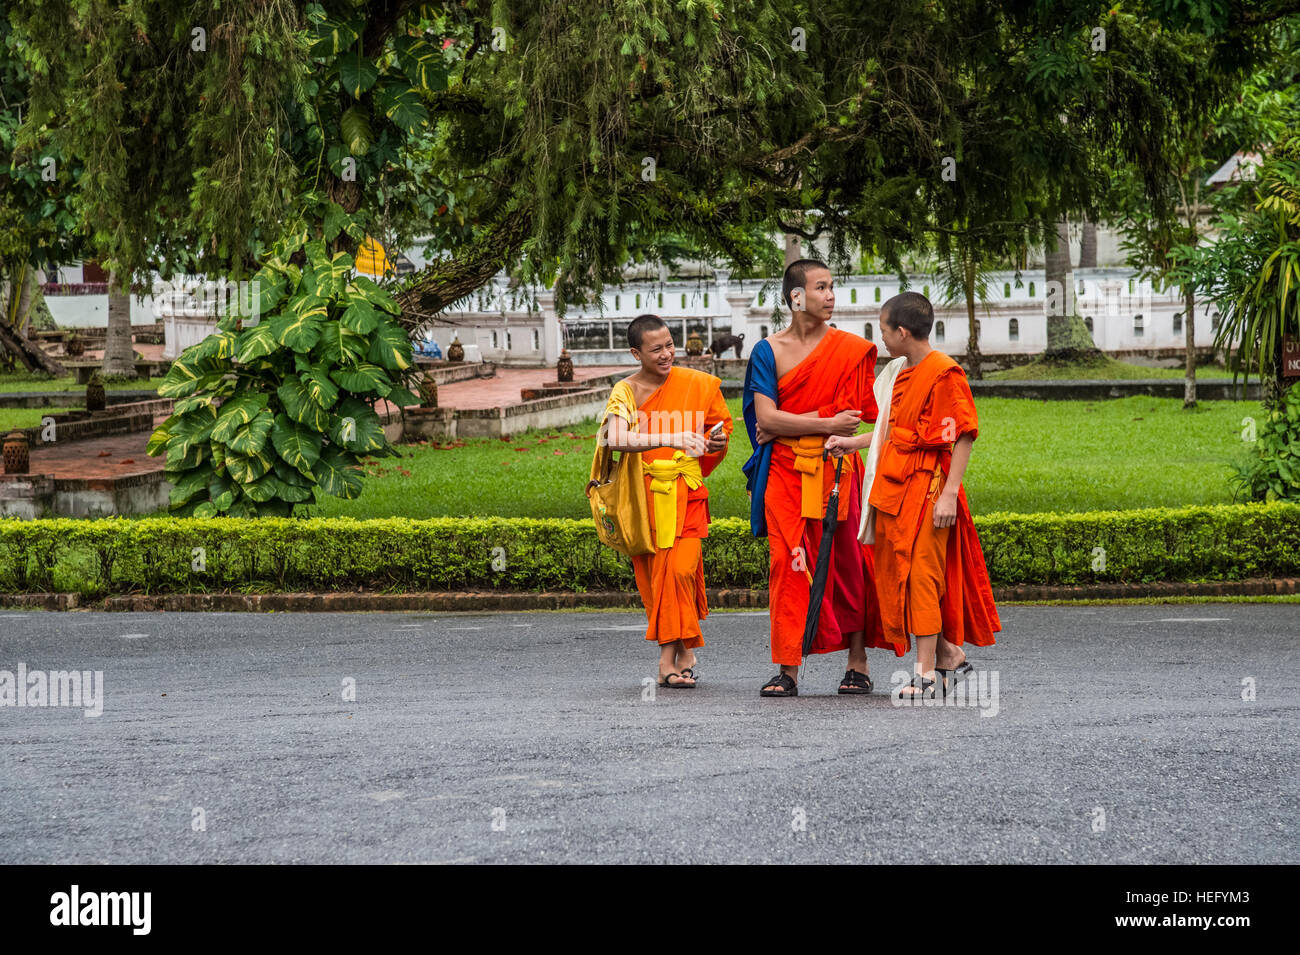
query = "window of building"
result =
(1084, 316, 1093, 333)
(657, 293, 663, 308)
(1008, 318, 1019, 341)
(505, 330, 512, 351)
(874, 287, 881, 303)
(614, 295, 620, 310)
(760, 325, 769, 339)
(850, 289, 857, 304)
(922, 284, 930, 298)
(635, 294, 641, 309)
(1173, 312, 1183, 334)
(681, 293, 687, 309)
(1211, 311, 1221, 332)
(703, 292, 709, 308)
(531, 328, 540, 351)
(864, 322, 873, 340)
(1133, 314, 1144, 337)
(1004, 282, 1012, 298)
(1028, 282, 1036, 297)
(490, 330, 499, 349)
(1128, 278, 1135, 294)
(935, 320, 945, 342)
(758, 291, 765, 306)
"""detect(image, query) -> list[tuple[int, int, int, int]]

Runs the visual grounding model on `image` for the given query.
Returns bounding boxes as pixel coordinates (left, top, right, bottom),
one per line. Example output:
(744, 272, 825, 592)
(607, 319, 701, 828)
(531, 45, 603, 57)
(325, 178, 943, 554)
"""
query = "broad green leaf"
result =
(249, 273, 287, 317)
(386, 385, 421, 407)
(191, 501, 218, 519)
(224, 448, 275, 483)
(158, 355, 228, 398)
(375, 80, 428, 132)
(146, 425, 171, 457)
(394, 35, 449, 91)
(271, 478, 315, 503)
(331, 397, 387, 453)
(244, 473, 280, 502)
(270, 310, 323, 352)
(236, 323, 278, 363)
(330, 361, 389, 394)
(347, 276, 399, 313)
(271, 413, 323, 475)
(211, 393, 270, 444)
(310, 17, 360, 57)
(168, 469, 209, 506)
(277, 377, 331, 432)
(166, 440, 208, 470)
(302, 363, 340, 408)
(339, 54, 379, 98)
(193, 330, 238, 362)
(340, 106, 372, 156)
(340, 299, 380, 334)
(224, 408, 274, 455)
(312, 446, 364, 498)
(314, 322, 368, 363)
(367, 321, 413, 371)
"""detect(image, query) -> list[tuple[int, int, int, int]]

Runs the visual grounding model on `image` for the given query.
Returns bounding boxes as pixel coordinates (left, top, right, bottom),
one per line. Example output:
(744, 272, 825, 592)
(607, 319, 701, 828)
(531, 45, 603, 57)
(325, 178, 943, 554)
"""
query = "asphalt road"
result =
(0, 604, 1295, 864)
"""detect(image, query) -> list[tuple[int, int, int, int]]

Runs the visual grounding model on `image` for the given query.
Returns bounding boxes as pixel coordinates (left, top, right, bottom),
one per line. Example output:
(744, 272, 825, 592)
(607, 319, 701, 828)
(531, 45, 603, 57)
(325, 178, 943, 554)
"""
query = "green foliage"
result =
(2, 505, 1297, 597)
(147, 234, 417, 516)
(1234, 385, 1300, 502)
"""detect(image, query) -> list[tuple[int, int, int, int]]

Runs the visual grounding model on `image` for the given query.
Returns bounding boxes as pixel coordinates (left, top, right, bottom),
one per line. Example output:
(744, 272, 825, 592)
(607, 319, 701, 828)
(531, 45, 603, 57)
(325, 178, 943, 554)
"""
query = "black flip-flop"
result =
(659, 671, 695, 689)
(680, 665, 699, 684)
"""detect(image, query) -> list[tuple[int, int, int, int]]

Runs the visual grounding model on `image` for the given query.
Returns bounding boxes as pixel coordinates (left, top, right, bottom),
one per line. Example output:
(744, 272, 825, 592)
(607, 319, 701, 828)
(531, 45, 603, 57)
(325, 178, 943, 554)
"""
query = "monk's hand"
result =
(705, 430, 728, 454)
(828, 409, 862, 436)
(678, 431, 710, 457)
(824, 435, 850, 457)
(933, 489, 959, 528)
(755, 423, 773, 445)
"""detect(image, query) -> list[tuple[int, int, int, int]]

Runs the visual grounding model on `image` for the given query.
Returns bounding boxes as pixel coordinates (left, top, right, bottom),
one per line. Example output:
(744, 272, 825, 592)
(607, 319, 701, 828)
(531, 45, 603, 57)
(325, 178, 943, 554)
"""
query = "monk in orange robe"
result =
(743, 259, 889, 698)
(601, 314, 732, 688)
(828, 291, 1000, 700)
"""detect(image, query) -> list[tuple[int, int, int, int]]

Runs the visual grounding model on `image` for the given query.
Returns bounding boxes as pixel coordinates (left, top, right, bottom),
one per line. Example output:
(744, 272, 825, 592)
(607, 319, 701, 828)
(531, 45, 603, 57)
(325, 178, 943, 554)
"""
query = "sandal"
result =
(760, 672, 798, 697)
(936, 660, 974, 698)
(837, 669, 874, 695)
(659, 671, 695, 689)
(680, 665, 699, 684)
(897, 675, 936, 700)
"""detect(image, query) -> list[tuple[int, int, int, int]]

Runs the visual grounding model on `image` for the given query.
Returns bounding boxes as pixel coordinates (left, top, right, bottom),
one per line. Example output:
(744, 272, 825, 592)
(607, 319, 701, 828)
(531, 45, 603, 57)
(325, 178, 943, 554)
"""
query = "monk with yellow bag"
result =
(594, 314, 732, 688)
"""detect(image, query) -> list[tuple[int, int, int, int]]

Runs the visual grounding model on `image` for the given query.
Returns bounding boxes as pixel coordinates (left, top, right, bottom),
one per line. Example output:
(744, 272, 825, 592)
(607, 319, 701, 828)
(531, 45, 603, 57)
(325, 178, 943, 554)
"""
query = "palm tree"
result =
(102, 270, 135, 377)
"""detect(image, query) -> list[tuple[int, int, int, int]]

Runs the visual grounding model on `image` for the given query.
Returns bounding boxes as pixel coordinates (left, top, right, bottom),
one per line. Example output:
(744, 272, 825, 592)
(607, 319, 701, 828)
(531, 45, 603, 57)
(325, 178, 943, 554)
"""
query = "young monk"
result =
(742, 259, 889, 697)
(826, 292, 1001, 699)
(601, 314, 733, 688)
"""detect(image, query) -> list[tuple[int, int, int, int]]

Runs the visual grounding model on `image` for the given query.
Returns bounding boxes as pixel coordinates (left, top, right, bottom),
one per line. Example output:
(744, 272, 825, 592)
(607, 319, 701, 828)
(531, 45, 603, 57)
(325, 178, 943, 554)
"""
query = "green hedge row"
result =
(0, 504, 1297, 597)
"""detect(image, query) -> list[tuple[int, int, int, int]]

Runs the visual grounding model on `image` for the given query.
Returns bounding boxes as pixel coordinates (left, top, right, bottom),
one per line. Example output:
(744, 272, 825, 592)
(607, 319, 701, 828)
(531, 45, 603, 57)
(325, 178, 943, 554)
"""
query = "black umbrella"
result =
(801, 450, 847, 659)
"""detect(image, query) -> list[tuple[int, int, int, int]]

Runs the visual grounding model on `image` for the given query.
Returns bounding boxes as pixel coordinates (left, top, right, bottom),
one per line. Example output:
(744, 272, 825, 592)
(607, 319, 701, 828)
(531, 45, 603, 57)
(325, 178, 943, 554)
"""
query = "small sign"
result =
(1285, 333, 1300, 379)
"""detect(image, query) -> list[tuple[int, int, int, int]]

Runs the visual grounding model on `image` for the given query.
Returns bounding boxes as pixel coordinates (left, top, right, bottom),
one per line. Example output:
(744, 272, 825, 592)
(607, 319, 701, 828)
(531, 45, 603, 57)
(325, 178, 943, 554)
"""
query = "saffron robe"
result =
(867, 350, 1001, 654)
(744, 328, 889, 666)
(606, 366, 732, 647)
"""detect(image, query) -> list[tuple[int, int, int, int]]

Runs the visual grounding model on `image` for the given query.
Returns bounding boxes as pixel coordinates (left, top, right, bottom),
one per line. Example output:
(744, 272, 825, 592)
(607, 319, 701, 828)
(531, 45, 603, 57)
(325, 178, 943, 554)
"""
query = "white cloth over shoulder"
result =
(857, 356, 907, 545)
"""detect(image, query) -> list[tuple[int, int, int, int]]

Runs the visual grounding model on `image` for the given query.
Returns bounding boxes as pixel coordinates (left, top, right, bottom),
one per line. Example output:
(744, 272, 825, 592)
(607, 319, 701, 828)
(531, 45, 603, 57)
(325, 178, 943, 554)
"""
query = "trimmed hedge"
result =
(0, 504, 1297, 597)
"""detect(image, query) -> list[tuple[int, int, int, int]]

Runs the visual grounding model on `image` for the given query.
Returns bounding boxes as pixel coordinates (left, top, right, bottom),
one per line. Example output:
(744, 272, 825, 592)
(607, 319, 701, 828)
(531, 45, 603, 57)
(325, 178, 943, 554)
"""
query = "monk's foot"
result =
(897, 672, 937, 700)
(838, 669, 873, 695)
(760, 671, 798, 697)
(676, 650, 698, 682)
(659, 669, 695, 688)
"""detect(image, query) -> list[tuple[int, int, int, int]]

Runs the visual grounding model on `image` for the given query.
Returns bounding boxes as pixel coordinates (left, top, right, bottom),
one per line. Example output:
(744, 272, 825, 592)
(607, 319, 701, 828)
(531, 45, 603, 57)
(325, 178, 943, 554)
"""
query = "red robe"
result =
(869, 350, 1001, 653)
(763, 328, 889, 666)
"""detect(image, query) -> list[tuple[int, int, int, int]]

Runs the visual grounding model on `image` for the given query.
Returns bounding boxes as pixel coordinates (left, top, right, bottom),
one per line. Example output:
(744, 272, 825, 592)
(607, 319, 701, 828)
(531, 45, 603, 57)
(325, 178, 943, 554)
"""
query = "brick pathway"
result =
(27, 429, 162, 480)
(432, 365, 627, 409)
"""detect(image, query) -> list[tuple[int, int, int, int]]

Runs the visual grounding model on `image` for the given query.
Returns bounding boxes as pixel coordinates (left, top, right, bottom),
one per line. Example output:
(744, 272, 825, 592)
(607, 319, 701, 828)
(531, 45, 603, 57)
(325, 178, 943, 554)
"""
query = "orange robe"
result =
(763, 328, 888, 666)
(868, 350, 1001, 653)
(615, 367, 733, 647)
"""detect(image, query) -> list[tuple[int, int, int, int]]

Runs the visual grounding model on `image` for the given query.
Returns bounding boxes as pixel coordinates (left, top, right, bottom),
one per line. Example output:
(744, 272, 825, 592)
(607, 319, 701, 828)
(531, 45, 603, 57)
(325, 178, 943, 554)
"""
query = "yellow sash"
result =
(643, 452, 704, 549)
(776, 435, 826, 519)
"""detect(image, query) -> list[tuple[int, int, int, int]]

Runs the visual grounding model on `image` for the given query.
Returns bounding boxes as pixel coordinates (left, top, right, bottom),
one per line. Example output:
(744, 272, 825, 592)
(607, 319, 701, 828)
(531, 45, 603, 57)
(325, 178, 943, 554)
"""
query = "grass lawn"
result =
(0, 373, 164, 393)
(0, 407, 77, 431)
(987, 356, 1235, 380)
(306, 395, 1257, 520)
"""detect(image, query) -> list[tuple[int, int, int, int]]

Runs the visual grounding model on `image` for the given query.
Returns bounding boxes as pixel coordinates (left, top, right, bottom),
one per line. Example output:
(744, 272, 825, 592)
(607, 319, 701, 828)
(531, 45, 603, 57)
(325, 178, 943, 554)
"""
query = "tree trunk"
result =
(0, 264, 65, 375)
(103, 270, 136, 377)
(963, 252, 982, 380)
(1183, 284, 1197, 408)
(783, 233, 802, 268)
(1079, 221, 1098, 269)
(1044, 218, 1097, 358)
(14, 266, 36, 336)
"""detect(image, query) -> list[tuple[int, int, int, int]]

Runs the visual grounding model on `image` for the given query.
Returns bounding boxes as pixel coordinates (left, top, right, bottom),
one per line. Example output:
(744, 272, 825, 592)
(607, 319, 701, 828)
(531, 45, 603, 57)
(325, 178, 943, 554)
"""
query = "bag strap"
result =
(589, 381, 637, 488)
